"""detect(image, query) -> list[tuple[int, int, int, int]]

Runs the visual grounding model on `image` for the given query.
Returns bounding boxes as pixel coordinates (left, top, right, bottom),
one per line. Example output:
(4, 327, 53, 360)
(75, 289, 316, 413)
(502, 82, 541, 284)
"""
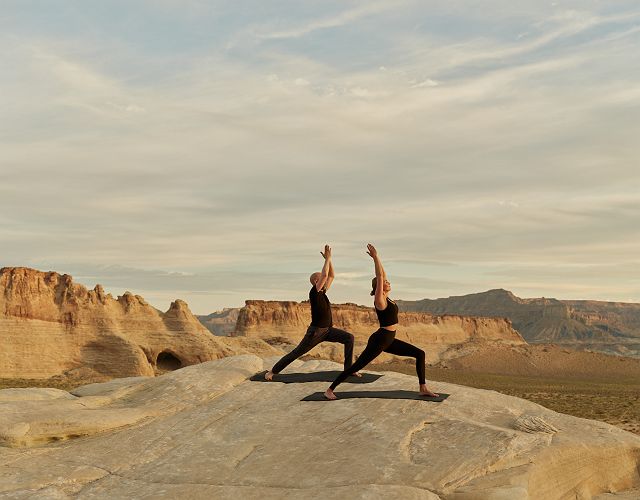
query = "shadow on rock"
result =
(250, 370, 383, 384)
(302, 390, 451, 402)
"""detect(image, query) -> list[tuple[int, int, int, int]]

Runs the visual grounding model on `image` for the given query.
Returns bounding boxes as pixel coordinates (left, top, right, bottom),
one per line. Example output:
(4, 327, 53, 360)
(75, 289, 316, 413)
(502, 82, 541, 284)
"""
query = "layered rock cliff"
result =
(233, 299, 525, 363)
(0, 267, 278, 379)
(398, 289, 640, 351)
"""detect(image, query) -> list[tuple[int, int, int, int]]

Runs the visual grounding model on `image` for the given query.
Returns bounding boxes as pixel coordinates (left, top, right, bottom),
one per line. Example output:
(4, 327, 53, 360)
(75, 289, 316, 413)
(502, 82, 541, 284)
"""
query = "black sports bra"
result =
(375, 297, 398, 327)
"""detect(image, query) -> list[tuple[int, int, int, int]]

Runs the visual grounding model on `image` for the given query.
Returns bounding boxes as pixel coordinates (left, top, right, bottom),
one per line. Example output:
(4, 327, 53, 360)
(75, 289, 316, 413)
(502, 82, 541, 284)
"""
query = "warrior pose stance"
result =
(265, 245, 360, 380)
(324, 244, 439, 400)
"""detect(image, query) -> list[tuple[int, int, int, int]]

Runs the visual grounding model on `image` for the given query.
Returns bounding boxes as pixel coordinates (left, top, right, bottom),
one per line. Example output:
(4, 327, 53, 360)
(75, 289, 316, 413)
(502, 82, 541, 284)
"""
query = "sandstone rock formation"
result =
(1, 355, 639, 499)
(0, 267, 279, 380)
(234, 300, 525, 364)
(198, 307, 240, 336)
(398, 289, 640, 357)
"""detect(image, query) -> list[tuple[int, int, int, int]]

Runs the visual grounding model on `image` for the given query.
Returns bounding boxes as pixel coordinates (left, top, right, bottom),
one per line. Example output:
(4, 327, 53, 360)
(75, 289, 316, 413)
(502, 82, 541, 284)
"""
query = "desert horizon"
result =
(7, 265, 640, 317)
(2, 266, 639, 435)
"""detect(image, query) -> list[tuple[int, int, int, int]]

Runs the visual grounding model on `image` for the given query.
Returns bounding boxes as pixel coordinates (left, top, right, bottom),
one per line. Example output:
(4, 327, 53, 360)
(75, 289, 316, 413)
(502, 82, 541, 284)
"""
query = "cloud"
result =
(106, 101, 146, 113)
(258, 2, 402, 40)
(388, 7, 640, 82)
(410, 78, 438, 88)
(498, 200, 520, 208)
(1, 1, 639, 309)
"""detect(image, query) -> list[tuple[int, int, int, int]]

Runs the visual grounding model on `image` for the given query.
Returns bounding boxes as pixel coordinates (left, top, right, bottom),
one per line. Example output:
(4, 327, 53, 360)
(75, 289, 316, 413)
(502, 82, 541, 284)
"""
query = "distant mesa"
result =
(397, 289, 640, 357)
(197, 308, 240, 336)
(234, 298, 525, 342)
(227, 298, 640, 381)
(232, 298, 525, 364)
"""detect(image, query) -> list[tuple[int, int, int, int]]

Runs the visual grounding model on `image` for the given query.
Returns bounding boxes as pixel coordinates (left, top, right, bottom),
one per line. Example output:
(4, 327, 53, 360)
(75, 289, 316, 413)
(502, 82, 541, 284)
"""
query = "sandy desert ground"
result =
(377, 361, 640, 435)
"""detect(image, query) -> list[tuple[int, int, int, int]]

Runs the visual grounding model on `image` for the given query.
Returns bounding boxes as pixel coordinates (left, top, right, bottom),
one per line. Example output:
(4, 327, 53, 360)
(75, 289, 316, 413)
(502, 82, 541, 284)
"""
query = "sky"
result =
(1, 1, 639, 314)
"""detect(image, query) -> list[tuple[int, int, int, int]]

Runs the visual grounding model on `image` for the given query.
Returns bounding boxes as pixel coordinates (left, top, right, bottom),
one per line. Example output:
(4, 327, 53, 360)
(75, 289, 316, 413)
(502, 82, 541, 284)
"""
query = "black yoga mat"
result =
(301, 390, 450, 402)
(250, 370, 383, 384)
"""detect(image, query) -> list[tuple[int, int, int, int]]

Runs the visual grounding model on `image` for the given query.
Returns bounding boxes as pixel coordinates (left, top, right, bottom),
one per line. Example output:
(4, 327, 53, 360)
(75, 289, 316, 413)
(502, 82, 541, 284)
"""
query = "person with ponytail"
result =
(324, 243, 439, 400)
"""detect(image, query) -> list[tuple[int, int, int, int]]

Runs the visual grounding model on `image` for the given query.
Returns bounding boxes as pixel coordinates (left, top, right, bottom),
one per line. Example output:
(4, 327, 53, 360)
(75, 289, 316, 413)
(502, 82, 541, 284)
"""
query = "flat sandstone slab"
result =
(0, 356, 639, 499)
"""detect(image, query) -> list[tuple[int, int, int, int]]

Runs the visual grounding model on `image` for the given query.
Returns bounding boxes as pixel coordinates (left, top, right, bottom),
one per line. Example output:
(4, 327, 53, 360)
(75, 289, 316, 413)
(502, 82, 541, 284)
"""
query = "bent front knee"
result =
(417, 349, 426, 362)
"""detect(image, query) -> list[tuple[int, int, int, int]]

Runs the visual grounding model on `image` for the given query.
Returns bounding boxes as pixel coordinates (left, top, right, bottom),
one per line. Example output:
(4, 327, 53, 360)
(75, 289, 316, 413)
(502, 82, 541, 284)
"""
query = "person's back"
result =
(309, 286, 332, 328)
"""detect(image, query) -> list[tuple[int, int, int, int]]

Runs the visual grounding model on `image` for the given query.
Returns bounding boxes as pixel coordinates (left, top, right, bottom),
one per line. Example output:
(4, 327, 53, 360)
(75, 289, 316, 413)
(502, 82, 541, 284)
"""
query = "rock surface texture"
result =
(0, 267, 279, 379)
(0, 355, 639, 499)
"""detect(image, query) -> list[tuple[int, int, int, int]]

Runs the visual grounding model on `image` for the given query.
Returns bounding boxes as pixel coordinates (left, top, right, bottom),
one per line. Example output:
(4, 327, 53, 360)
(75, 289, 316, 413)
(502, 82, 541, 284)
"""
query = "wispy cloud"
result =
(258, 2, 402, 40)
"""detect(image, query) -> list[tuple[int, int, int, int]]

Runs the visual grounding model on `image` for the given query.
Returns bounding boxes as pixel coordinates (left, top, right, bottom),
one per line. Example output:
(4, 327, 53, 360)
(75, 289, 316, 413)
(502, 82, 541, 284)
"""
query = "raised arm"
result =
(367, 243, 387, 310)
(315, 244, 332, 291)
(323, 254, 335, 291)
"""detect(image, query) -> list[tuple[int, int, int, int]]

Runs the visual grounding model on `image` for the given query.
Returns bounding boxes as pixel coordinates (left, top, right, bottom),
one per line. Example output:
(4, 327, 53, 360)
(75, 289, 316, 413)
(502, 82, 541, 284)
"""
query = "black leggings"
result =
(329, 328, 426, 390)
(271, 326, 354, 374)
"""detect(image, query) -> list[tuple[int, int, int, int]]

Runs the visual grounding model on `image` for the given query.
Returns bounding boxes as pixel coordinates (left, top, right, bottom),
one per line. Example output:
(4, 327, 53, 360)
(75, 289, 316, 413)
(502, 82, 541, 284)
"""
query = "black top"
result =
(375, 297, 398, 327)
(309, 286, 332, 327)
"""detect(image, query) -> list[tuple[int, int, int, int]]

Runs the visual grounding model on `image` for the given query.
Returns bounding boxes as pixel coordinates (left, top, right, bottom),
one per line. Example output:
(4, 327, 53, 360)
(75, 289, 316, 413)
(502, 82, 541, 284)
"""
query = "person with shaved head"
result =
(265, 245, 360, 380)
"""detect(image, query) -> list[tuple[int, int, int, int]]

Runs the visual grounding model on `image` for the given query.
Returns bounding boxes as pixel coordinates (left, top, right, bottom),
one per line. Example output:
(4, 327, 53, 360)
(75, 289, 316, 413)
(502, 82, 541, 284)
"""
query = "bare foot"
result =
(419, 384, 439, 397)
(265, 370, 274, 381)
(324, 388, 337, 400)
(351, 372, 363, 378)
